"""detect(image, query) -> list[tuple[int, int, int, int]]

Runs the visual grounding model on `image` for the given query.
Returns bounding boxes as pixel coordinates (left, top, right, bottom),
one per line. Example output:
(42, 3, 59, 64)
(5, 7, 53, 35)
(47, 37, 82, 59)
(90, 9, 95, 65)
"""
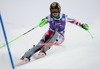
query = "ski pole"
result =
(87, 30, 94, 39)
(0, 25, 39, 49)
(82, 24, 94, 39)
(0, 18, 48, 49)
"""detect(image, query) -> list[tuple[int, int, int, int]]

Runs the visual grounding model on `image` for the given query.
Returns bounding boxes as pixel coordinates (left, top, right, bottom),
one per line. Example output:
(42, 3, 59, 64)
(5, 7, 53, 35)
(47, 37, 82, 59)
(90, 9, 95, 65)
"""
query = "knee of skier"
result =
(55, 35, 64, 45)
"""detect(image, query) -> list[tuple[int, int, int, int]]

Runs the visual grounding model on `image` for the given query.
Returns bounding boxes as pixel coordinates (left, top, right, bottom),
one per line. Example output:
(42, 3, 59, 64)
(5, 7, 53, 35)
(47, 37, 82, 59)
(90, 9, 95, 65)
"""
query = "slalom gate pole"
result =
(40, 42, 62, 46)
(0, 14, 15, 69)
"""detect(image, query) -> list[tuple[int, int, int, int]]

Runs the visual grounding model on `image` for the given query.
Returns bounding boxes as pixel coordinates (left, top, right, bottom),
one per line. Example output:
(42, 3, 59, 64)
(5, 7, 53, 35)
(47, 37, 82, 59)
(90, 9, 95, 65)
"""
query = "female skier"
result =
(21, 2, 89, 62)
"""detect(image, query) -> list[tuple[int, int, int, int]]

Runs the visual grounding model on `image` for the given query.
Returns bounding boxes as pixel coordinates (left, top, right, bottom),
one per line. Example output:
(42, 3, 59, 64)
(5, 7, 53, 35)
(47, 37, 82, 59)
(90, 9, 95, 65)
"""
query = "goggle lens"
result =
(51, 9, 59, 13)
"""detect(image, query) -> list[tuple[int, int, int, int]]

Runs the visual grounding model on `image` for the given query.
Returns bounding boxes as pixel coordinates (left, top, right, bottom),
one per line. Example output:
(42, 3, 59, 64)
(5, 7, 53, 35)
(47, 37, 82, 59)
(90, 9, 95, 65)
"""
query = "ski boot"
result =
(38, 51, 46, 58)
(20, 56, 30, 63)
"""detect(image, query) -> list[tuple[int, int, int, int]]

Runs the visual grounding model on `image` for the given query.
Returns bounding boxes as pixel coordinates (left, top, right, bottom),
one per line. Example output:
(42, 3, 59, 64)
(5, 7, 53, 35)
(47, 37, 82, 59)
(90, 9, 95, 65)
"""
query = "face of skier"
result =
(51, 9, 59, 17)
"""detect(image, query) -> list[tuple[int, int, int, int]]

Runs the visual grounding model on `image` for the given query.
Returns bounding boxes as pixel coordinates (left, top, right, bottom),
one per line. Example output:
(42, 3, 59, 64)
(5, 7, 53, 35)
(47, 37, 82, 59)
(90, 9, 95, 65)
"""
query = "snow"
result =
(0, 0, 100, 69)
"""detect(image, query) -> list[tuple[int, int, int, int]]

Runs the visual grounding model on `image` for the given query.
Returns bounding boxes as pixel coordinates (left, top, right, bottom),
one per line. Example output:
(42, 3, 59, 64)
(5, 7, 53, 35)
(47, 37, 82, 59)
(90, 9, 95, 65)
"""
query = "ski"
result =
(15, 52, 45, 67)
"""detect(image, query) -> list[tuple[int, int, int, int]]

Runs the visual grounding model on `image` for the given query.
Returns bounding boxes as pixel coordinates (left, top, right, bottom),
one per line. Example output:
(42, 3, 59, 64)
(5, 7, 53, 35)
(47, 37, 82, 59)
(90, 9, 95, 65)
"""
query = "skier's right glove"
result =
(79, 23, 89, 31)
(39, 18, 48, 27)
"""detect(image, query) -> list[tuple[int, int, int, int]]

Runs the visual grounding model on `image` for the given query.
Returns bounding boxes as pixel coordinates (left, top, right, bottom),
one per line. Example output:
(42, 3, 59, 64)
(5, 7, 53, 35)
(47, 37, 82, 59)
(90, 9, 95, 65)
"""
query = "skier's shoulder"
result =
(45, 14, 52, 21)
(61, 13, 66, 15)
(60, 13, 68, 17)
(45, 13, 68, 21)
(46, 13, 67, 18)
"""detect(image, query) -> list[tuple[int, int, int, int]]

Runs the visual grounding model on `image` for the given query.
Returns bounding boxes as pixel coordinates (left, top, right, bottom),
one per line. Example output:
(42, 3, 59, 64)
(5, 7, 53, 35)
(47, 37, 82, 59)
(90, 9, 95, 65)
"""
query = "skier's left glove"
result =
(79, 23, 89, 31)
(39, 18, 48, 27)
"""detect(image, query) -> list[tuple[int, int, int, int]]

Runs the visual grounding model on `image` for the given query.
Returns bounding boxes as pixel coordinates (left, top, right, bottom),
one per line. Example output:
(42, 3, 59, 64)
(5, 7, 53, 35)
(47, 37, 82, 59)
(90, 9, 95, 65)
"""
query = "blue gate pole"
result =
(0, 14, 15, 69)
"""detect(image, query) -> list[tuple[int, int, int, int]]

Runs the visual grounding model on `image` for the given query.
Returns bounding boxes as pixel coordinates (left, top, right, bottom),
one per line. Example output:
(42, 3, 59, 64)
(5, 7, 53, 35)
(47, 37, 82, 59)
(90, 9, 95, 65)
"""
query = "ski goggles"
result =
(51, 9, 59, 13)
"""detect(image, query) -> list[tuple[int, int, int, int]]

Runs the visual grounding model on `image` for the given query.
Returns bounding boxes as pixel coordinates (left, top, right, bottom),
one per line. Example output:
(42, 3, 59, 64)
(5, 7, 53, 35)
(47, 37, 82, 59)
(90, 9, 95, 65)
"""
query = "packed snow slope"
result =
(0, 0, 100, 69)
(0, 24, 100, 69)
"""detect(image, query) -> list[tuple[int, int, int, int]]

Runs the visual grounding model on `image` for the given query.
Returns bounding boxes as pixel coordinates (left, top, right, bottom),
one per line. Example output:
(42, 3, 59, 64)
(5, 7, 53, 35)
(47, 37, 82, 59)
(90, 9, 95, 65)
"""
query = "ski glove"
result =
(79, 23, 89, 31)
(39, 18, 48, 27)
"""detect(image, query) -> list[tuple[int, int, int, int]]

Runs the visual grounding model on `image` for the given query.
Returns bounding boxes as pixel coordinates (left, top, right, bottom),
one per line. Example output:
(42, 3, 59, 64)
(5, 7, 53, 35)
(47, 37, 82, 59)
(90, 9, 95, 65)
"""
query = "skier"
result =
(21, 2, 89, 62)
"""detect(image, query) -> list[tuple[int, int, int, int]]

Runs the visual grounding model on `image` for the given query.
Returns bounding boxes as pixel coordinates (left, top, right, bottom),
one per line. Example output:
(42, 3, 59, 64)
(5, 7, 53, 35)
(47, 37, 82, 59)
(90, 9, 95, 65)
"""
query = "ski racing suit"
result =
(22, 13, 81, 59)
(40, 13, 81, 51)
